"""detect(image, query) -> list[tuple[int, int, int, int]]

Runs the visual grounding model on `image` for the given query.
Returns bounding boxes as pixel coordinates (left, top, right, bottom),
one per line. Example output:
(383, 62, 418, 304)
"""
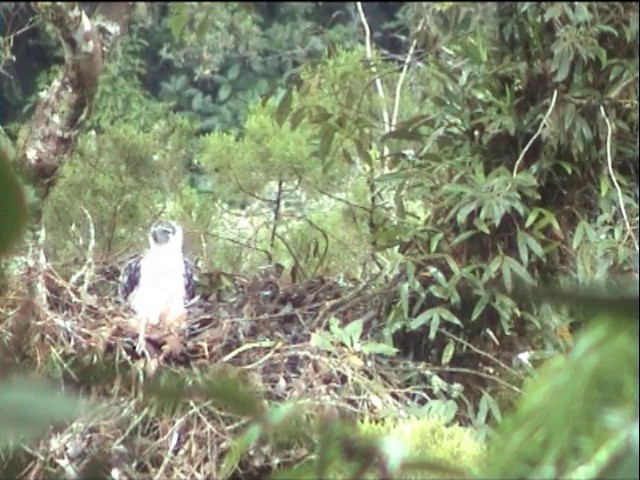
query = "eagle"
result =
(119, 221, 196, 350)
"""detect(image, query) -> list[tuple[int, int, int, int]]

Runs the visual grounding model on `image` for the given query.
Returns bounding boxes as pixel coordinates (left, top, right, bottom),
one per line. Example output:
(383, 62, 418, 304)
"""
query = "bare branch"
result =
(513, 89, 558, 177)
(599, 105, 639, 252)
(355, 2, 391, 134)
(391, 18, 425, 131)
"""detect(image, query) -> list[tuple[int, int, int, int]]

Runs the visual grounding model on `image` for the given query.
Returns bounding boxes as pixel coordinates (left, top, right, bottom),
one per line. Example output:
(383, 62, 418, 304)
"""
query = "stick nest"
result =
(1, 263, 463, 479)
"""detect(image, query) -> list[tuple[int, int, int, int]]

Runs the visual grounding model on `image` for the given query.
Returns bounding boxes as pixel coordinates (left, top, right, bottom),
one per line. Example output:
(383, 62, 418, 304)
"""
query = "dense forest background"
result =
(0, 2, 638, 479)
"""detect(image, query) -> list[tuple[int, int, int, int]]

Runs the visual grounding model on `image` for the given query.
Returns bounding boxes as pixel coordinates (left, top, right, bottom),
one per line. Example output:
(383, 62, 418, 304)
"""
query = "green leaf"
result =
(218, 83, 232, 103)
(572, 221, 586, 250)
(438, 307, 463, 327)
(310, 332, 337, 353)
(451, 230, 477, 247)
(484, 255, 503, 282)
(289, 107, 307, 131)
(308, 107, 332, 124)
(275, 89, 293, 127)
(430, 232, 444, 253)
(317, 123, 336, 160)
(168, 3, 188, 40)
(342, 319, 363, 347)
(361, 342, 398, 356)
(0, 377, 86, 448)
(457, 200, 479, 225)
(471, 292, 490, 321)
(525, 208, 541, 229)
(505, 256, 535, 286)
(410, 308, 435, 330)
(501, 258, 513, 292)
(0, 154, 27, 254)
(553, 52, 572, 83)
(227, 63, 241, 81)
(516, 230, 529, 267)
(441, 340, 455, 365)
(428, 311, 441, 340)
(523, 231, 545, 260)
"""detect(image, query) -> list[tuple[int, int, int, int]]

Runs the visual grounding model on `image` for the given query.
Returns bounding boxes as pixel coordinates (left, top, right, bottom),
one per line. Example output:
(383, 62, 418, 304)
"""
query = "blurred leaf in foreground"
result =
(485, 281, 639, 479)
(0, 134, 27, 254)
(0, 376, 87, 450)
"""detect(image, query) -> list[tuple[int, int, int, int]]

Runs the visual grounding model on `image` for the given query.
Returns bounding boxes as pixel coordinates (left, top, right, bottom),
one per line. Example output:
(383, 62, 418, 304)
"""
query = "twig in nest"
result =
(513, 89, 558, 177)
(600, 105, 639, 252)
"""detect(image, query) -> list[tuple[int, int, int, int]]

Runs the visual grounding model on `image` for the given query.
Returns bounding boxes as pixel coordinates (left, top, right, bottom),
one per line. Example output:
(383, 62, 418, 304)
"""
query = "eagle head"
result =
(149, 221, 183, 250)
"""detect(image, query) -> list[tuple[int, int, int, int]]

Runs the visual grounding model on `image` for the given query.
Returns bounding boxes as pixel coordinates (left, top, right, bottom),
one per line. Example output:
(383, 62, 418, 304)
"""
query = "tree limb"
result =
(16, 2, 130, 312)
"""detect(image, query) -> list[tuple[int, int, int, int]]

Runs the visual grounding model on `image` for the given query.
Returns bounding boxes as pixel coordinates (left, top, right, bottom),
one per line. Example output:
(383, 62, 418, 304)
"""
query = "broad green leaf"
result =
(553, 52, 571, 83)
(227, 63, 241, 81)
(218, 83, 232, 103)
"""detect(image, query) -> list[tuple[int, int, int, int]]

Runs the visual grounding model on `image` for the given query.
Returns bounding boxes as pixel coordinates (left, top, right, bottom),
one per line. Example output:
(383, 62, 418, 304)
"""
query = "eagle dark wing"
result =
(184, 258, 197, 301)
(119, 253, 143, 300)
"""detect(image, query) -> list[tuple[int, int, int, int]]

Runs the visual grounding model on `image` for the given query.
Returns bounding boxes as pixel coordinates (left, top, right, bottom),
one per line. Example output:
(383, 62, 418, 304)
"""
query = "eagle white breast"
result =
(119, 221, 196, 324)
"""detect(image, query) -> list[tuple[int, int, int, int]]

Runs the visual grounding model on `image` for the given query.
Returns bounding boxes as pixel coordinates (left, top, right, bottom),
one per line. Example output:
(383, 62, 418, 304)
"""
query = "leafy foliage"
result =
(44, 114, 196, 263)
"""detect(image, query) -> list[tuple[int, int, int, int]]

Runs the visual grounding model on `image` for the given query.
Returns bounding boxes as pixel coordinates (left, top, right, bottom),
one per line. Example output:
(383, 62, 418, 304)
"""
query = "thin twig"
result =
(356, 2, 391, 134)
(391, 18, 425, 130)
(600, 105, 640, 252)
(513, 89, 558, 177)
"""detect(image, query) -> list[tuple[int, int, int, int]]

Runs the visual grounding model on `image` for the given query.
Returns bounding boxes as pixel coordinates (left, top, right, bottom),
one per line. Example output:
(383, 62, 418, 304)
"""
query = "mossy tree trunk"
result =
(16, 2, 130, 313)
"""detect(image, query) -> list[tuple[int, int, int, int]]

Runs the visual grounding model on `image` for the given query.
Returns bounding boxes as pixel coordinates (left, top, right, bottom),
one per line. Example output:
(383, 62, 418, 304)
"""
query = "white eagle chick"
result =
(119, 221, 195, 351)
